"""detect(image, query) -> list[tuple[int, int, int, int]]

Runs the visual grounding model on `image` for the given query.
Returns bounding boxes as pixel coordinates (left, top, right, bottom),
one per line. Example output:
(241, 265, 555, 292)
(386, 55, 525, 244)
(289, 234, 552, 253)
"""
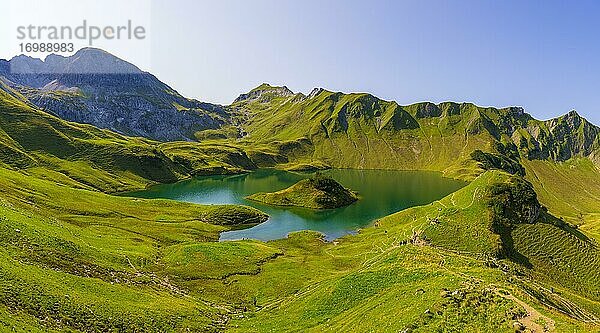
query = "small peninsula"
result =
(246, 174, 359, 209)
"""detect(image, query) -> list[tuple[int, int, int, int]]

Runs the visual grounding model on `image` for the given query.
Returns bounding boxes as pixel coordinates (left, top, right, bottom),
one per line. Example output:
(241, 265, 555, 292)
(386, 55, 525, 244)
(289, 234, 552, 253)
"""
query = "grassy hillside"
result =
(1, 135, 598, 331)
(226, 171, 600, 332)
(0, 73, 277, 332)
(0, 164, 274, 331)
(522, 158, 600, 240)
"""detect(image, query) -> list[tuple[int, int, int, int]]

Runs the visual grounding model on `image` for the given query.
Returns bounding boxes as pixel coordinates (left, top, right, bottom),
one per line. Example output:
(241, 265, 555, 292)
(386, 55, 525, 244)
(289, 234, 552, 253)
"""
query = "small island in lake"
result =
(246, 174, 359, 209)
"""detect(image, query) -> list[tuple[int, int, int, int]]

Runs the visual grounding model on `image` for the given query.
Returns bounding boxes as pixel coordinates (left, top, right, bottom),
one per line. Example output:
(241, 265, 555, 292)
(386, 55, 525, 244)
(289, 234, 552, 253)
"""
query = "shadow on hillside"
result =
(502, 230, 533, 269)
(542, 212, 592, 243)
(507, 212, 595, 271)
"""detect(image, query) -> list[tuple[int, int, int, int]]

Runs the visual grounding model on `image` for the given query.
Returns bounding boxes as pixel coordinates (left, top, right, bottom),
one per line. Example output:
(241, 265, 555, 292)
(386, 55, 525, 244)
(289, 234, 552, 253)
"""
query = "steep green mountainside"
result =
(228, 85, 491, 179)
(226, 84, 600, 179)
(417, 172, 600, 312)
(523, 158, 600, 241)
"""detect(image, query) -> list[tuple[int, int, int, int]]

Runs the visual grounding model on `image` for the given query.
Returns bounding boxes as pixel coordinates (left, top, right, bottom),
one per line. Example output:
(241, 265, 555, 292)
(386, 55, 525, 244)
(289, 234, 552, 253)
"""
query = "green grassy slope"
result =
(396, 171, 600, 323)
(523, 158, 600, 240)
(0, 160, 275, 331)
(0, 156, 277, 329)
(0, 77, 279, 331)
(1, 137, 598, 331)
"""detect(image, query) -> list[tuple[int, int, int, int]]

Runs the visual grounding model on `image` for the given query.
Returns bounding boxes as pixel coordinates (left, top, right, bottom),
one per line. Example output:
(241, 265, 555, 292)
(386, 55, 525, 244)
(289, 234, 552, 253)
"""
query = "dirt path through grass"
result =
(495, 289, 555, 332)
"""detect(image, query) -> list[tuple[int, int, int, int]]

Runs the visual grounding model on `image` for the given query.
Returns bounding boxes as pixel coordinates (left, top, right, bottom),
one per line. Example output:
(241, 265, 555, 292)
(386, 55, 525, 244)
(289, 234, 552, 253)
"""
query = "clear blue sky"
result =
(148, 0, 600, 124)
(3, 0, 599, 124)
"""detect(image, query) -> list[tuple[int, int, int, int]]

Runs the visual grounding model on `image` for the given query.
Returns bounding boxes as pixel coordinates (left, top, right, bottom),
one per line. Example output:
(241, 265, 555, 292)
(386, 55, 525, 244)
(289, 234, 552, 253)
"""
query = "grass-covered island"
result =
(246, 173, 359, 209)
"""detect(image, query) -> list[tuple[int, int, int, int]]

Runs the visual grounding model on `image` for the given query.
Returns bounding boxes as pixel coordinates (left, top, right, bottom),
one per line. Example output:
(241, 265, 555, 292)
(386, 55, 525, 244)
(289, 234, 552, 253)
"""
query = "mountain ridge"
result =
(233, 83, 598, 125)
(234, 83, 598, 128)
(3, 48, 598, 181)
(4, 49, 598, 141)
(0, 48, 228, 141)
(226, 83, 600, 180)
(8, 48, 142, 75)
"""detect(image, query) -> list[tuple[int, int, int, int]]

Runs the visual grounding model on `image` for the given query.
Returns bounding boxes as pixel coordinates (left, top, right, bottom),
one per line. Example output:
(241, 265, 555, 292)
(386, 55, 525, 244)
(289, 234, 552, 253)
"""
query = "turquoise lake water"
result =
(126, 169, 466, 241)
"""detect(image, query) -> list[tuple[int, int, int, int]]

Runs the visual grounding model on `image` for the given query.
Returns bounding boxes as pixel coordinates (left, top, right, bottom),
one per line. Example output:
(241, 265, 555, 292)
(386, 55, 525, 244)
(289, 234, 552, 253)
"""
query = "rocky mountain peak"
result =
(0, 48, 225, 142)
(546, 109, 588, 131)
(507, 106, 525, 117)
(234, 83, 295, 103)
(7, 55, 45, 74)
(7, 48, 141, 75)
(63, 47, 142, 74)
(307, 87, 325, 99)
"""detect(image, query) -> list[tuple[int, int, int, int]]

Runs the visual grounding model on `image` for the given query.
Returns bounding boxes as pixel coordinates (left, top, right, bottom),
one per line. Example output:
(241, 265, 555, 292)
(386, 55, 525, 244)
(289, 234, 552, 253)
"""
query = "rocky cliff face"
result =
(507, 110, 600, 162)
(0, 48, 227, 141)
(233, 83, 295, 103)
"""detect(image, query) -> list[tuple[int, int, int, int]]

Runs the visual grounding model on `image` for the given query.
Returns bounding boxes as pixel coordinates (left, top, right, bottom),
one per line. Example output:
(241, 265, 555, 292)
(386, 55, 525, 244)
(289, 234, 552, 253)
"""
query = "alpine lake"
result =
(126, 169, 467, 241)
